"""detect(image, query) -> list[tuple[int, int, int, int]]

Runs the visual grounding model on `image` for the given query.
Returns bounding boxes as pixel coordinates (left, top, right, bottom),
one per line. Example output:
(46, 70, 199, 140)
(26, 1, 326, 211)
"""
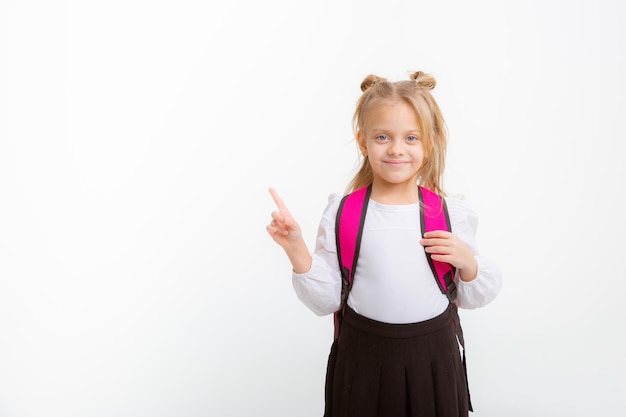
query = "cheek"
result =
(414, 143, 425, 158)
(419, 142, 428, 159)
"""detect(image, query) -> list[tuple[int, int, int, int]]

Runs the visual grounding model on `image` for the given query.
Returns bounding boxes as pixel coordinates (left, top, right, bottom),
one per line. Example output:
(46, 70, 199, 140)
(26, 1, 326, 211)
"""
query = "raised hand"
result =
(266, 188, 304, 248)
(266, 188, 312, 273)
(420, 230, 478, 282)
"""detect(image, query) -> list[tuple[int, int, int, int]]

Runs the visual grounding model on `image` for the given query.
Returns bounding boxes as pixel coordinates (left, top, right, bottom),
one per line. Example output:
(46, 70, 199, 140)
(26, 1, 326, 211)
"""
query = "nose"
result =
(387, 138, 404, 155)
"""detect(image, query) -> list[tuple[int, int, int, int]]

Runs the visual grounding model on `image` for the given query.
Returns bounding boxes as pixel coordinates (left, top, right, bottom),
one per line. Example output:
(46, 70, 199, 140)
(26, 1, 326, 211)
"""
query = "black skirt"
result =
(324, 304, 469, 417)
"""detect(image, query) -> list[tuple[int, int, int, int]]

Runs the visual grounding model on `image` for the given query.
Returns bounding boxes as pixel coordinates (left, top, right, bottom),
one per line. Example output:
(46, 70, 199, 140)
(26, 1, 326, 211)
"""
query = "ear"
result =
(357, 131, 367, 156)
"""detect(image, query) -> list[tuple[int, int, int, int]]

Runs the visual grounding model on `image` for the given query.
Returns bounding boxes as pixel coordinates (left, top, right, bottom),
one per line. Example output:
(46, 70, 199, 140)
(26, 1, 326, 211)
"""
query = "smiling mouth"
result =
(384, 160, 409, 166)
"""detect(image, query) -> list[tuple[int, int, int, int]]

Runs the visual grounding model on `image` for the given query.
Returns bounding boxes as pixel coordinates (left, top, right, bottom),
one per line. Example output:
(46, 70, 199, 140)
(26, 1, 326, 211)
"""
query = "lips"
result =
(383, 160, 409, 166)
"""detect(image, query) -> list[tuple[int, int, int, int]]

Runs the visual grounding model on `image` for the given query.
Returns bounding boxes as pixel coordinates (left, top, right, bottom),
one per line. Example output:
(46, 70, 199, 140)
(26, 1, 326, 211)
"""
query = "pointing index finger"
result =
(269, 187, 291, 215)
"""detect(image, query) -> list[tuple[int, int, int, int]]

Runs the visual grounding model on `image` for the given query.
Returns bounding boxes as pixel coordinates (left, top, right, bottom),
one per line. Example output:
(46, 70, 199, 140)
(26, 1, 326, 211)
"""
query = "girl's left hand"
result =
(420, 230, 478, 282)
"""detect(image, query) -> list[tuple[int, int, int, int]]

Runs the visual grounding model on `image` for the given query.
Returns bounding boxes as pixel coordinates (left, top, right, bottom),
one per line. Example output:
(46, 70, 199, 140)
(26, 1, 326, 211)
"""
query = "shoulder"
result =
(320, 193, 343, 224)
(326, 193, 343, 211)
(444, 194, 479, 234)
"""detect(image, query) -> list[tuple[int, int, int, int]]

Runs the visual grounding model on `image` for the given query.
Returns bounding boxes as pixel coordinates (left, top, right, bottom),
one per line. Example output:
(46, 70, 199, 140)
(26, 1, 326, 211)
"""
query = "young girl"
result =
(266, 71, 502, 417)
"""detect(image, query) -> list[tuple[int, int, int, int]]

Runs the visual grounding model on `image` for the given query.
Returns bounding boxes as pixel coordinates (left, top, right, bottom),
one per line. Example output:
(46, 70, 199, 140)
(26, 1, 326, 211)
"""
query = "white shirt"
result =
(292, 193, 502, 324)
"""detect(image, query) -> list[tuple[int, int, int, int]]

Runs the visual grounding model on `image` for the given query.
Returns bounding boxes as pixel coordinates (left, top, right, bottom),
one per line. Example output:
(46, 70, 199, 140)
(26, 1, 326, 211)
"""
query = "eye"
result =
(406, 135, 420, 142)
(375, 134, 389, 142)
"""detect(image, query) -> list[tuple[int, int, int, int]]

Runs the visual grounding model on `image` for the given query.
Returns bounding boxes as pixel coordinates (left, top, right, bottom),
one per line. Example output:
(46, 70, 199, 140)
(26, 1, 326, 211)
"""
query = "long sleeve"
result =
(291, 193, 503, 317)
(446, 196, 503, 309)
(291, 194, 343, 316)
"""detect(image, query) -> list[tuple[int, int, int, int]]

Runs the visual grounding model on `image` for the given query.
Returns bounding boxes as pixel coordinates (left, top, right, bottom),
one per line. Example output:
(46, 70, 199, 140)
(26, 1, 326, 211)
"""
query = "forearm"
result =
(285, 240, 313, 274)
(458, 258, 478, 282)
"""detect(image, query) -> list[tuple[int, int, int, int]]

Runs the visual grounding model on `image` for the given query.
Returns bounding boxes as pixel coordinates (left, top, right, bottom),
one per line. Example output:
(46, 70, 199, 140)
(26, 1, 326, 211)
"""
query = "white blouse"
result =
(292, 193, 502, 324)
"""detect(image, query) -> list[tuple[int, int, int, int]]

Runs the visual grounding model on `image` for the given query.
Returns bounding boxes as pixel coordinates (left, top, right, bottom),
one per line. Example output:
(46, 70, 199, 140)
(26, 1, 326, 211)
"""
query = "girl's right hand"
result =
(266, 188, 312, 273)
(266, 188, 303, 248)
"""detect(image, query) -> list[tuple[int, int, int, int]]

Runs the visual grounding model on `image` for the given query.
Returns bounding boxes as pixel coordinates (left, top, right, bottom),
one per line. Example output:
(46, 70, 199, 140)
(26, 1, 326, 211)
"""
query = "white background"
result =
(1, 0, 625, 416)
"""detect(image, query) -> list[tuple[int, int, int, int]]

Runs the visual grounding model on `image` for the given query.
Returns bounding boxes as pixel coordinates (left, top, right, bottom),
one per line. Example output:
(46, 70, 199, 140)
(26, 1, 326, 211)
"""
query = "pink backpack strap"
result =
(333, 185, 371, 338)
(336, 186, 371, 285)
(419, 186, 457, 302)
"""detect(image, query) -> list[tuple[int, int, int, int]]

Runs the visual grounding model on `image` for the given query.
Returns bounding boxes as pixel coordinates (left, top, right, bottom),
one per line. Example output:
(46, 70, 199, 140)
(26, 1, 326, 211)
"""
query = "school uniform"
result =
(292, 194, 502, 417)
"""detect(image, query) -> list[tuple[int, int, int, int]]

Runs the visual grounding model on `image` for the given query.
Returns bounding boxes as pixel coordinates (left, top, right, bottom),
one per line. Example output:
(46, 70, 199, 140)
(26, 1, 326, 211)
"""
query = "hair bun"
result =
(360, 74, 387, 92)
(410, 71, 436, 90)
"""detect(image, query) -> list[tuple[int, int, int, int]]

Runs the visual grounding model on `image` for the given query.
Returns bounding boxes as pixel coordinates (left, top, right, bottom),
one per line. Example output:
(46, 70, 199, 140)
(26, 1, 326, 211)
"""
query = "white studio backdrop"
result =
(1, 0, 624, 416)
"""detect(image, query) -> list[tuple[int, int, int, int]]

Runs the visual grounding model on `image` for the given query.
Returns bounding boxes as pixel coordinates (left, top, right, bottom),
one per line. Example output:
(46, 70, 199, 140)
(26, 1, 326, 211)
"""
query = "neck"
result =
(369, 182, 419, 204)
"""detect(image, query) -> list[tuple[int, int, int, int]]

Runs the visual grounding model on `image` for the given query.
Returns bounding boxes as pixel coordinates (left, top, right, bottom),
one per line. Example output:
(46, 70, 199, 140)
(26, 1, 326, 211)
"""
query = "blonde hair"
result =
(346, 71, 448, 196)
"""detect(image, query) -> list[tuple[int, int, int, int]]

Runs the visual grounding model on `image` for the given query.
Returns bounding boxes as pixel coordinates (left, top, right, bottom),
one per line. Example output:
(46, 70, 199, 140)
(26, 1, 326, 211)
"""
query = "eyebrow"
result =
(370, 129, 421, 135)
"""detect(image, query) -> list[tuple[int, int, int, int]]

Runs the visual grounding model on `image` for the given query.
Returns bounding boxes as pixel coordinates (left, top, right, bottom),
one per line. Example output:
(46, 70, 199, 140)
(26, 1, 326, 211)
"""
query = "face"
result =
(358, 100, 425, 196)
